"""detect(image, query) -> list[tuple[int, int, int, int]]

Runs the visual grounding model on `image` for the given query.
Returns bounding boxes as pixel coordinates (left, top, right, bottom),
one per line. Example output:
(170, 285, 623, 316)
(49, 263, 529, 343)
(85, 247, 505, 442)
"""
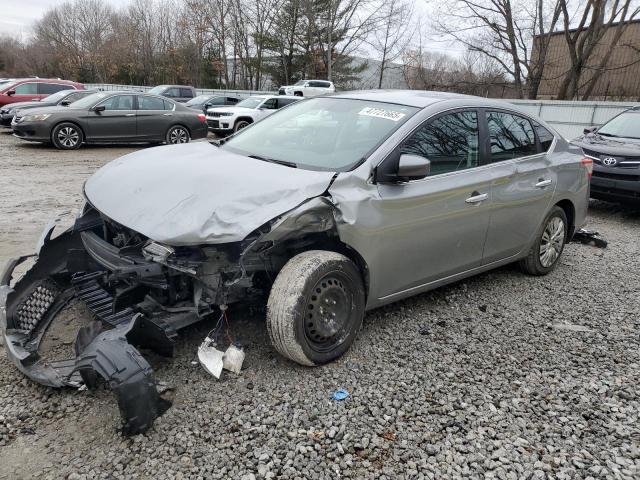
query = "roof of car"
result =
(329, 90, 508, 109)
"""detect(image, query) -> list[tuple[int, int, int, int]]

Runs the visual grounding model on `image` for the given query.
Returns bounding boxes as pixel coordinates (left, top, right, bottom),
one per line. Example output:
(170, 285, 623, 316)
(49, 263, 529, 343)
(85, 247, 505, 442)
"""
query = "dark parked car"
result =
(185, 94, 240, 113)
(11, 91, 208, 149)
(0, 89, 97, 127)
(0, 78, 85, 107)
(147, 84, 196, 103)
(573, 107, 640, 205)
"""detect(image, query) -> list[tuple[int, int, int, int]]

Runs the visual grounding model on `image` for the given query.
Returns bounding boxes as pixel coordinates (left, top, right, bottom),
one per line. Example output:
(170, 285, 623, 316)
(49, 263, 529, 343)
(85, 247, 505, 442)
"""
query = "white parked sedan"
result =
(206, 95, 300, 134)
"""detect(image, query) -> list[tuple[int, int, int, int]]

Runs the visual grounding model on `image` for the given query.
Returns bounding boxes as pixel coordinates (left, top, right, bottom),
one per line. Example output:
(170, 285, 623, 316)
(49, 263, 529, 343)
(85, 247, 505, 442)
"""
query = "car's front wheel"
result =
(234, 119, 251, 132)
(52, 122, 83, 150)
(267, 250, 365, 366)
(166, 125, 190, 144)
(519, 206, 568, 275)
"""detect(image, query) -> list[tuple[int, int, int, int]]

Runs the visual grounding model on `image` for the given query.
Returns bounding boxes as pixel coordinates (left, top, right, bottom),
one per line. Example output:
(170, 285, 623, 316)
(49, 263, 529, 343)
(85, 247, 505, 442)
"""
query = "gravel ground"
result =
(1, 132, 639, 479)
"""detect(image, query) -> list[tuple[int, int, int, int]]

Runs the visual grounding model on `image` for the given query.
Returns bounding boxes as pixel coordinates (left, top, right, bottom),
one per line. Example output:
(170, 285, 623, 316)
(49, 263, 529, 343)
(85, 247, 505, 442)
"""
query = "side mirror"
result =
(583, 126, 598, 135)
(60, 101, 71, 106)
(94, 105, 106, 113)
(204, 103, 212, 108)
(6, 90, 15, 96)
(396, 154, 431, 181)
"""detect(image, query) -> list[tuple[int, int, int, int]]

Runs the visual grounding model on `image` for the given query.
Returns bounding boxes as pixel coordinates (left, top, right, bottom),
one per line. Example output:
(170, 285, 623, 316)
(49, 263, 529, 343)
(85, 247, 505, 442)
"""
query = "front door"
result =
(368, 110, 493, 300)
(481, 110, 556, 263)
(87, 94, 137, 141)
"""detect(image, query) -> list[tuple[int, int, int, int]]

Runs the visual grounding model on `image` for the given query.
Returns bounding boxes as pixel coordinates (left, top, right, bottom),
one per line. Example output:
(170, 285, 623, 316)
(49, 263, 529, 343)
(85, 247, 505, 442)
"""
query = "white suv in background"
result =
(205, 95, 300, 135)
(278, 80, 335, 97)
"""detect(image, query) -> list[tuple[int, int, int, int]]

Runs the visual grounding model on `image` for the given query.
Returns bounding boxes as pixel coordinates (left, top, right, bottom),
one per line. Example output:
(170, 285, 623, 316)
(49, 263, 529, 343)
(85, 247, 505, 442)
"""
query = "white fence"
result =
(85, 84, 639, 140)
(510, 99, 640, 140)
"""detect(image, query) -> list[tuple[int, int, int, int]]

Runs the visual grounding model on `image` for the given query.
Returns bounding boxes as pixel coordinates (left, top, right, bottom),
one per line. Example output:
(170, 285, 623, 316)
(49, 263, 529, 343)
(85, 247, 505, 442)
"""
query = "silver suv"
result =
(1, 91, 591, 433)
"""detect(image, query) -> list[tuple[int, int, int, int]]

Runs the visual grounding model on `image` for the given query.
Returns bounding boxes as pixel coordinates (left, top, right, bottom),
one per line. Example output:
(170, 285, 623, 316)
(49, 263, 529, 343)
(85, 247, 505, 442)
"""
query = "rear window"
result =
(39, 83, 74, 95)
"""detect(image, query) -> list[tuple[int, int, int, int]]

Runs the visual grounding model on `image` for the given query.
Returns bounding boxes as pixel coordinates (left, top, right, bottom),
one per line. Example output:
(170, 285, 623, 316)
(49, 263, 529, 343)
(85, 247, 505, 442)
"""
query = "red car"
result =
(0, 78, 85, 107)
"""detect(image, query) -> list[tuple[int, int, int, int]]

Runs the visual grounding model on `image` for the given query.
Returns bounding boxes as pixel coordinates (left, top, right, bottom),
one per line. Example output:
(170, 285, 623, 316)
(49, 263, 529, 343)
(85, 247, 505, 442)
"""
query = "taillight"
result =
(197, 113, 206, 122)
(581, 157, 593, 177)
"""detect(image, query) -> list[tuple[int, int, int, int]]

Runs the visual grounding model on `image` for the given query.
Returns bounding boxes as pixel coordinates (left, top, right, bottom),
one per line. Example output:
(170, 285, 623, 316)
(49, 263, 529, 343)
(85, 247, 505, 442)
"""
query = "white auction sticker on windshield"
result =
(358, 107, 406, 122)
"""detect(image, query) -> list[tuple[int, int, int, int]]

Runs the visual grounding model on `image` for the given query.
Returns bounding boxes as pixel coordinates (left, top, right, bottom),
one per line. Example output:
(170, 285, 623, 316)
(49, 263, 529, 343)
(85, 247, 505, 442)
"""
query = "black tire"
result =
(267, 250, 365, 366)
(519, 206, 568, 275)
(166, 125, 190, 144)
(234, 119, 251, 132)
(51, 122, 83, 150)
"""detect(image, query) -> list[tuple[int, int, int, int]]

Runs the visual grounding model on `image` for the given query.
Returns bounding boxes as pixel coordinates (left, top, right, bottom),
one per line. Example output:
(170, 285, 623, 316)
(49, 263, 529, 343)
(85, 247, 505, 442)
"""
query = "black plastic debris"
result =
(572, 229, 608, 248)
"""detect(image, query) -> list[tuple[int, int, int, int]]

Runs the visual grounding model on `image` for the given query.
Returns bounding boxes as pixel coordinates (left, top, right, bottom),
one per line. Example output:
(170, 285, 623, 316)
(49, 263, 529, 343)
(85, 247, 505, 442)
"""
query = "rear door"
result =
(481, 110, 557, 263)
(374, 109, 493, 296)
(86, 94, 137, 141)
(136, 95, 174, 140)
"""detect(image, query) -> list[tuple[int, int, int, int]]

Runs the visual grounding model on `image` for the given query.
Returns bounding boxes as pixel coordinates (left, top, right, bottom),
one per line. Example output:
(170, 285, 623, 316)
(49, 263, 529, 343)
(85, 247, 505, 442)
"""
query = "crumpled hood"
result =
(84, 142, 335, 245)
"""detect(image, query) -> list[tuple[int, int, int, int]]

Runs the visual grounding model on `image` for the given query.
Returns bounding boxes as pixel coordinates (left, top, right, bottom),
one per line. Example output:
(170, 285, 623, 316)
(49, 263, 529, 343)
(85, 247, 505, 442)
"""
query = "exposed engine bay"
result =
(0, 197, 340, 434)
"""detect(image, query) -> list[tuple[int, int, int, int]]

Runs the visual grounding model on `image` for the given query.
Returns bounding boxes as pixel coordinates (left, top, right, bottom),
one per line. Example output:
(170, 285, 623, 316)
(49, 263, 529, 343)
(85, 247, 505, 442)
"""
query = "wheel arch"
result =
(235, 116, 254, 126)
(554, 198, 576, 239)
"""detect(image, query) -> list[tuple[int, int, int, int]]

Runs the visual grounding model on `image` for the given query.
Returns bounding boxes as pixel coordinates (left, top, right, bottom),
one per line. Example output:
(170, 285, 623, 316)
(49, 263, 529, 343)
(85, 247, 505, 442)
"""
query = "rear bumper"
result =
(591, 174, 640, 205)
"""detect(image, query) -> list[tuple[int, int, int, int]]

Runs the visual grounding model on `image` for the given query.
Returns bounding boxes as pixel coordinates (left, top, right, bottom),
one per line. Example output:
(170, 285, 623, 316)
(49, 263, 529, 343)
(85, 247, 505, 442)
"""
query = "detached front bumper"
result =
(0, 214, 171, 434)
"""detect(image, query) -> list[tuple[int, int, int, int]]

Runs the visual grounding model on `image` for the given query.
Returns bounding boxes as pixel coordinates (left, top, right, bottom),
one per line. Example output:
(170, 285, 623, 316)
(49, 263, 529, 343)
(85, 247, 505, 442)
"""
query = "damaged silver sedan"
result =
(0, 91, 592, 433)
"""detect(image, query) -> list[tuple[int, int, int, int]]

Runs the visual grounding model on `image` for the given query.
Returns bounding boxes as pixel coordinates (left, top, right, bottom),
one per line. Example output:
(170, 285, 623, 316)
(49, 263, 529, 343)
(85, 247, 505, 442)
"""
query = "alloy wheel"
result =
(57, 127, 79, 148)
(169, 127, 189, 144)
(539, 216, 565, 267)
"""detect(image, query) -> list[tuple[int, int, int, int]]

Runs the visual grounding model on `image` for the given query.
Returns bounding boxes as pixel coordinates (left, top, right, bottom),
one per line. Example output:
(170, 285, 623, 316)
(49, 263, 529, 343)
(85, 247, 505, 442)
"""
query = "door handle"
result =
(163, 113, 173, 116)
(465, 192, 489, 204)
(535, 179, 552, 188)
(31, 98, 39, 101)
(124, 113, 135, 117)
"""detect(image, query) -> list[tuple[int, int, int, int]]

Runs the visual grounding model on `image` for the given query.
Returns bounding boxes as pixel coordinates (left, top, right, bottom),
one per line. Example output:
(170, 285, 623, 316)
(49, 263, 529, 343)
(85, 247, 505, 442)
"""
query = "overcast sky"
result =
(1, 0, 463, 56)
(1, 0, 130, 39)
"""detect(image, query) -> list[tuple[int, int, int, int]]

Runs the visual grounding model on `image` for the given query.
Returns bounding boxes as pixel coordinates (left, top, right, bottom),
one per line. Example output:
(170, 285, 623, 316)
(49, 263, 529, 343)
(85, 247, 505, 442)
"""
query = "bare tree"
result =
(555, 0, 640, 99)
(369, 0, 414, 88)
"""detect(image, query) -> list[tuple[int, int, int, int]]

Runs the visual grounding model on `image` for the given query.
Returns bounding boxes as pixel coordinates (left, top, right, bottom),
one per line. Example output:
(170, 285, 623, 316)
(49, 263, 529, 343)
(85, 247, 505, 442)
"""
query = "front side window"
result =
(138, 95, 166, 110)
(487, 111, 536, 161)
(164, 87, 181, 97)
(261, 98, 277, 109)
(277, 98, 298, 108)
(222, 97, 418, 172)
(208, 97, 225, 106)
(39, 83, 73, 94)
(97, 95, 135, 111)
(227, 97, 239, 104)
(401, 111, 479, 176)
(14, 83, 38, 95)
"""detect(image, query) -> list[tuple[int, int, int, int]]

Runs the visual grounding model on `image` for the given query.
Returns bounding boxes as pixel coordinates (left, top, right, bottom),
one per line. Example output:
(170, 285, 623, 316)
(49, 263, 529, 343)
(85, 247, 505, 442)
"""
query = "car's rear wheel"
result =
(267, 250, 365, 366)
(52, 122, 83, 150)
(234, 119, 251, 132)
(166, 125, 190, 144)
(519, 206, 568, 275)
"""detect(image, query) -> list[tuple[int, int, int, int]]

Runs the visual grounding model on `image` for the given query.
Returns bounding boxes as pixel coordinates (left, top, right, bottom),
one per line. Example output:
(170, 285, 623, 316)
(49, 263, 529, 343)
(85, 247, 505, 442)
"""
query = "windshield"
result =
(186, 95, 210, 105)
(222, 97, 418, 172)
(68, 92, 110, 109)
(598, 111, 640, 139)
(294, 80, 307, 86)
(43, 90, 72, 103)
(1, 81, 17, 92)
(148, 85, 168, 95)
(236, 96, 264, 109)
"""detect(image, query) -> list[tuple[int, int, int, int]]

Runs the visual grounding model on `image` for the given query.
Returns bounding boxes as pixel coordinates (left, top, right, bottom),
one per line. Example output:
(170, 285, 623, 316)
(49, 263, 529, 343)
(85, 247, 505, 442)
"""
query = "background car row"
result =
(10, 91, 208, 149)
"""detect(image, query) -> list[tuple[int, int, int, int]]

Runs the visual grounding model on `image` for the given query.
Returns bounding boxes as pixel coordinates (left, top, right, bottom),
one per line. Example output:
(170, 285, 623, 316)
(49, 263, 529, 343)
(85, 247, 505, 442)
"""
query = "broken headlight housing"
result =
(142, 241, 175, 262)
